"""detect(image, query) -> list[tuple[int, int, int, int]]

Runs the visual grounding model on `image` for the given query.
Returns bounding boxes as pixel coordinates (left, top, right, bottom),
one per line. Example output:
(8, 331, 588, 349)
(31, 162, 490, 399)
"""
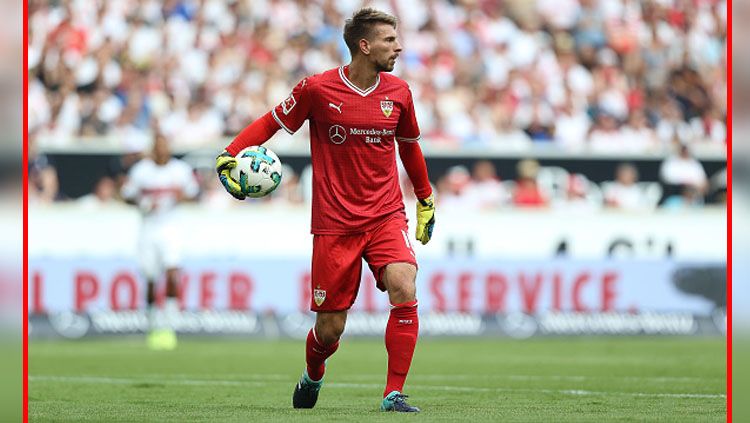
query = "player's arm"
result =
(216, 78, 312, 200)
(180, 163, 201, 203)
(396, 88, 435, 245)
(216, 112, 281, 200)
(398, 142, 434, 245)
(120, 165, 140, 206)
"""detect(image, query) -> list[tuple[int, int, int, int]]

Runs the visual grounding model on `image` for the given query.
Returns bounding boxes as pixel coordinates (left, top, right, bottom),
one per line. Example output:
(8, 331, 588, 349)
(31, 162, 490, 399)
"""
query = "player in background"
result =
(121, 134, 199, 350)
(215, 8, 434, 412)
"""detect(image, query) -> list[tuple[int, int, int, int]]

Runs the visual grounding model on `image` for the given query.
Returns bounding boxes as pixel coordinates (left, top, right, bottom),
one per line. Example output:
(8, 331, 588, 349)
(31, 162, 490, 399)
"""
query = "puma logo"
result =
(328, 102, 343, 113)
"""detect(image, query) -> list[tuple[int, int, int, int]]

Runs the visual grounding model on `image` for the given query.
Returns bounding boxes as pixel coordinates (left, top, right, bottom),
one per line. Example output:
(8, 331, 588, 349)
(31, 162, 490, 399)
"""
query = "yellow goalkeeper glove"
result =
(415, 193, 435, 245)
(215, 151, 245, 200)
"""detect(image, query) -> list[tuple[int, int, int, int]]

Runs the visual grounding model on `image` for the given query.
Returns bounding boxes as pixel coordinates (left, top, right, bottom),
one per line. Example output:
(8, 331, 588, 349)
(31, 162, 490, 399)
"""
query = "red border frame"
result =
(23, 0, 29, 421)
(19, 2, 732, 422)
(726, 0, 733, 419)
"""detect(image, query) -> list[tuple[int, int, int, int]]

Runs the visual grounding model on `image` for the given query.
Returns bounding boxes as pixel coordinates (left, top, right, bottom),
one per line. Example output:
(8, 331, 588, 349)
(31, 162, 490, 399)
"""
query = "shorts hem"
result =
(310, 306, 353, 313)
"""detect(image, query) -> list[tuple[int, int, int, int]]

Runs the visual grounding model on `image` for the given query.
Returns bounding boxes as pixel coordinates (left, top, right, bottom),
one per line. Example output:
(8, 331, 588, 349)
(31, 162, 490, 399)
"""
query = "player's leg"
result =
(145, 278, 156, 329)
(293, 233, 364, 408)
(148, 227, 181, 350)
(306, 311, 346, 381)
(140, 229, 166, 349)
(363, 215, 420, 412)
(380, 263, 420, 412)
(164, 267, 180, 315)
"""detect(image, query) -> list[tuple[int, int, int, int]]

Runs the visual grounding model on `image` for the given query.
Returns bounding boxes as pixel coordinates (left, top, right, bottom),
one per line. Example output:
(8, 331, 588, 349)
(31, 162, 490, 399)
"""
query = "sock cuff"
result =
(309, 328, 340, 350)
(390, 300, 418, 309)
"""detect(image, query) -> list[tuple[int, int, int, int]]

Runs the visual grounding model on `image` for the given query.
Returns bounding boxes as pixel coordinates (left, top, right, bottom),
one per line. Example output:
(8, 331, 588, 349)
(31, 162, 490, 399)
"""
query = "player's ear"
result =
(359, 38, 370, 55)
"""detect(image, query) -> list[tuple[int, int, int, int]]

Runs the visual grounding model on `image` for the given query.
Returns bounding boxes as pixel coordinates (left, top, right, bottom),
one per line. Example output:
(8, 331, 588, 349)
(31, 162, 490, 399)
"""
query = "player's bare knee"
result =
(389, 281, 416, 304)
(315, 312, 346, 345)
(384, 264, 417, 304)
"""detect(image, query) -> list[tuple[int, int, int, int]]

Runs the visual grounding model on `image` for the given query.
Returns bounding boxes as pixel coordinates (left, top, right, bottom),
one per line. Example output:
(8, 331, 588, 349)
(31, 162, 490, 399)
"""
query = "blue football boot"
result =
(380, 391, 420, 412)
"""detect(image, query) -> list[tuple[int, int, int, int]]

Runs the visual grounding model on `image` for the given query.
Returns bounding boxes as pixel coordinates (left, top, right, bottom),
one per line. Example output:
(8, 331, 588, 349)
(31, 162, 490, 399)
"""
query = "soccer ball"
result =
(230, 146, 283, 198)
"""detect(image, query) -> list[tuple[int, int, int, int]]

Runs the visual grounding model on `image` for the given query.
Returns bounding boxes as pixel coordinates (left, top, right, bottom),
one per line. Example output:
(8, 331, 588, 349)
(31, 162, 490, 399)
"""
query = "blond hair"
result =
(343, 8, 398, 57)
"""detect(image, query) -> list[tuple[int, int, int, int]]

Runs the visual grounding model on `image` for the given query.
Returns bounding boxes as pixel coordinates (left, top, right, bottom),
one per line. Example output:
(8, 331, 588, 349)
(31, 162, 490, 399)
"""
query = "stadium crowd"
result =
(28, 0, 726, 152)
(27, 0, 727, 210)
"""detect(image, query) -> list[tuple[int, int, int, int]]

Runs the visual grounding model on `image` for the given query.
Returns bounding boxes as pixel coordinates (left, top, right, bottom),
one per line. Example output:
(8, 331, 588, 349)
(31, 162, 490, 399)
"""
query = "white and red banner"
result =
(29, 258, 720, 315)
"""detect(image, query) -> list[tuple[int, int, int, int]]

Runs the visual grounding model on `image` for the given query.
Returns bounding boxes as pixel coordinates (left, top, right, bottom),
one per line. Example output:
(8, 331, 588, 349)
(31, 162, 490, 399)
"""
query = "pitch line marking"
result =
(30, 375, 726, 399)
(138, 373, 722, 383)
(342, 374, 723, 383)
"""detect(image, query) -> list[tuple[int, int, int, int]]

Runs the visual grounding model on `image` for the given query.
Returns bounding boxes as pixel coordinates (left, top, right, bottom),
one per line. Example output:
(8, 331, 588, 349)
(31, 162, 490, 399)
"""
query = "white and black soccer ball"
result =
(230, 146, 283, 198)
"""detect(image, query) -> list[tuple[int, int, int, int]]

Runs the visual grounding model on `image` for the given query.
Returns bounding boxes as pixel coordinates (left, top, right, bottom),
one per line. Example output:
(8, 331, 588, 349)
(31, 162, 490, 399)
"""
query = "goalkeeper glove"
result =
(215, 151, 245, 200)
(415, 193, 435, 245)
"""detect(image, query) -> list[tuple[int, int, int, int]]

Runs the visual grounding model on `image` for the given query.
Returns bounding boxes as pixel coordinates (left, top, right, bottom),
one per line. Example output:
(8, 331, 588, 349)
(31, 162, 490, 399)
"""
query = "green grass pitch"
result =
(30, 337, 725, 422)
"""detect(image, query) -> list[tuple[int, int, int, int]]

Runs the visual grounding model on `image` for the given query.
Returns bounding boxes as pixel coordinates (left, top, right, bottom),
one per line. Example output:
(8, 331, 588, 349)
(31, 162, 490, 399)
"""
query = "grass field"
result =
(30, 337, 726, 422)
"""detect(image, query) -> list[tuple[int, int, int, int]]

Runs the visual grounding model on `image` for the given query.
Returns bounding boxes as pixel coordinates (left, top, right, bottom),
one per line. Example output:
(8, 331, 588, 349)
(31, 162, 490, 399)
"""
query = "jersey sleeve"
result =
(396, 88, 421, 143)
(120, 163, 142, 200)
(271, 77, 313, 135)
(180, 162, 200, 199)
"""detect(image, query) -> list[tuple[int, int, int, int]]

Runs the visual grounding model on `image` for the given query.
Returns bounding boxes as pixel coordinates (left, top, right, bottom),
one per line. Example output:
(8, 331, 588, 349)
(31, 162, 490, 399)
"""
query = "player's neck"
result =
(345, 59, 379, 91)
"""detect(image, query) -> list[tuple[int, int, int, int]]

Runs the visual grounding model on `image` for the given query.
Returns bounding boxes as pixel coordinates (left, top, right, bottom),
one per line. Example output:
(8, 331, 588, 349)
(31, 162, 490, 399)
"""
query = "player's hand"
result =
(415, 193, 435, 245)
(215, 151, 245, 200)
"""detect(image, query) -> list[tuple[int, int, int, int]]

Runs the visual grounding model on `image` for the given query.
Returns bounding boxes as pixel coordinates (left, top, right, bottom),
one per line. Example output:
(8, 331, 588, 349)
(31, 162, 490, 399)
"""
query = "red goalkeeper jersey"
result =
(272, 66, 421, 234)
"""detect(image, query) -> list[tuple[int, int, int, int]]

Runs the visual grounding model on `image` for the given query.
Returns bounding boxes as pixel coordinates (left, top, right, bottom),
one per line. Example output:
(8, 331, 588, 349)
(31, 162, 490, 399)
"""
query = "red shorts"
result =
(310, 214, 417, 312)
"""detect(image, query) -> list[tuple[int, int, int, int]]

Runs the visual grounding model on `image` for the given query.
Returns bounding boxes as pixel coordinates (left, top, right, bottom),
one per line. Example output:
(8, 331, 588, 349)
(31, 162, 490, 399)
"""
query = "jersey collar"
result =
(339, 66, 380, 97)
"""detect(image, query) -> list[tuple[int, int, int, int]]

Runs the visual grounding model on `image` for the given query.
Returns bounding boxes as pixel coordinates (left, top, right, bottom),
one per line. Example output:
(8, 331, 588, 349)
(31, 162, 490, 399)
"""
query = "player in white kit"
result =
(121, 134, 199, 350)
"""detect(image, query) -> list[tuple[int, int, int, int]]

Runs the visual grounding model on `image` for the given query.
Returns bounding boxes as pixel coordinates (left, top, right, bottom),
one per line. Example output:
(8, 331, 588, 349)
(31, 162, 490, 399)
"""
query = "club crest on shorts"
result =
(313, 287, 326, 306)
(380, 100, 393, 118)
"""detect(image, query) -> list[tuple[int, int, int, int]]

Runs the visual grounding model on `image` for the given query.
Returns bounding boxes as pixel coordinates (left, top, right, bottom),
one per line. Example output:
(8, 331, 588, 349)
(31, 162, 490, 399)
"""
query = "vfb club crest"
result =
(380, 100, 394, 118)
(313, 287, 326, 306)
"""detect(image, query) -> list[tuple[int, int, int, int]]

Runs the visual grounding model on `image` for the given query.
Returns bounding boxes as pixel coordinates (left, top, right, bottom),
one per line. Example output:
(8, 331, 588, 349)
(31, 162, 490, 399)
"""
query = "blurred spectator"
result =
(660, 144, 708, 190)
(559, 173, 599, 212)
(161, 100, 224, 149)
(512, 159, 547, 207)
(490, 106, 532, 150)
(588, 112, 623, 152)
(77, 176, 118, 209)
(656, 99, 694, 145)
(270, 165, 304, 205)
(708, 168, 727, 205)
(463, 160, 507, 210)
(197, 167, 236, 210)
(28, 136, 59, 204)
(621, 109, 658, 152)
(662, 184, 704, 209)
(27, 0, 725, 152)
(689, 107, 727, 145)
(436, 165, 472, 213)
(604, 163, 651, 211)
(108, 132, 148, 193)
(554, 96, 591, 151)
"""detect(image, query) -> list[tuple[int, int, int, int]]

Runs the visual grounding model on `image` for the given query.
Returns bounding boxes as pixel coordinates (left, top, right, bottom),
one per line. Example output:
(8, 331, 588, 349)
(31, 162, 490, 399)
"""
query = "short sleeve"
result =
(271, 78, 313, 134)
(180, 162, 200, 199)
(120, 163, 142, 200)
(396, 88, 421, 143)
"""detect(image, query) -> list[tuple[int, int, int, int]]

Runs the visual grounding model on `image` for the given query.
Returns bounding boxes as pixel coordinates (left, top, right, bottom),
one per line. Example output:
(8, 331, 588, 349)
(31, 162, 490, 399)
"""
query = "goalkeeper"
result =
(216, 7, 434, 413)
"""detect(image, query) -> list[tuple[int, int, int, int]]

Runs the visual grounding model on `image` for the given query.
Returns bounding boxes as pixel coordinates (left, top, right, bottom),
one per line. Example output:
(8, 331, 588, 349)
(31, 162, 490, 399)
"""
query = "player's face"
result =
(368, 24, 401, 72)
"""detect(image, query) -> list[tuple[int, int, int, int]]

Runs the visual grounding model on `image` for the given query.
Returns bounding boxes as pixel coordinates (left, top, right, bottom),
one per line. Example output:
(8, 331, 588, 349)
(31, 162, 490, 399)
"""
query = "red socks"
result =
(305, 328, 339, 381)
(384, 300, 419, 397)
(304, 301, 419, 394)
